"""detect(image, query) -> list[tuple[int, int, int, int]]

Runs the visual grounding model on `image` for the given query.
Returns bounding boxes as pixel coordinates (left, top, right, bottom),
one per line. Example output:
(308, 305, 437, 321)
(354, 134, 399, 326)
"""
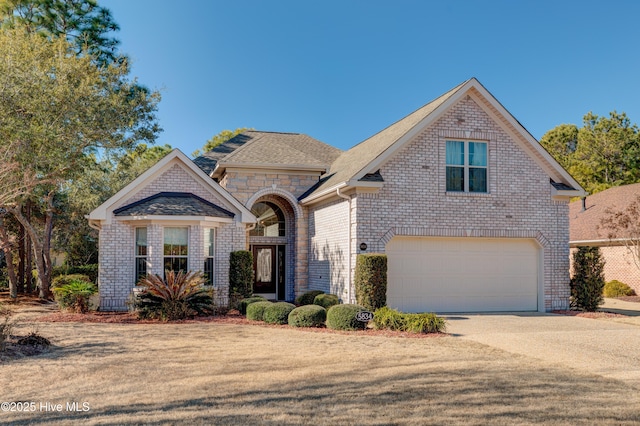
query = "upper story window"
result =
(250, 202, 285, 237)
(446, 140, 488, 193)
(164, 227, 188, 273)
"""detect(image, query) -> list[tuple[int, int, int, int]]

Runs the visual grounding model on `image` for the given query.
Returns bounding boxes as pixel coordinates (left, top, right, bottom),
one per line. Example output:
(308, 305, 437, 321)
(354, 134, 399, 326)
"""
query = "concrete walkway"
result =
(445, 310, 640, 388)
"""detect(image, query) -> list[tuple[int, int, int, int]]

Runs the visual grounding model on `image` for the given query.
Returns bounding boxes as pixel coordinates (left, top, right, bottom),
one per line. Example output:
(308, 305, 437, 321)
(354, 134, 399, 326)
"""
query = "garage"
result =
(386, 236, 540, 313)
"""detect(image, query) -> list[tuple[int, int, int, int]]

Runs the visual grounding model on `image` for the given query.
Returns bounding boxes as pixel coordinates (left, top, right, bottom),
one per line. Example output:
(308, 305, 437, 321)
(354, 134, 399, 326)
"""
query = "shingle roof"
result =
(301, 80, 468, 198)
(193, 131, 342, 175)
(569, 183, 640, 242)
(114, 192, 234, 218)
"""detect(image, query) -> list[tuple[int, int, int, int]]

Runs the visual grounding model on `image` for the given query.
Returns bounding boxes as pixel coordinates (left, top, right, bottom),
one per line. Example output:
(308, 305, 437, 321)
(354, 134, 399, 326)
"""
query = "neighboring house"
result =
(88, 78, 584, 313)
(569, 183, 640, 294)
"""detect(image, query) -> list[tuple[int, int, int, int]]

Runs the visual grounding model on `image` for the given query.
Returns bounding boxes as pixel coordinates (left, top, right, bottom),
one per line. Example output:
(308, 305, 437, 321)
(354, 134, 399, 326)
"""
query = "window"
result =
(164, 227, 188, 273)
(204, 228, 215, 286)
(250, 202, 285, 237)
(135, 227, 148, 283)
(446, 140, 487, 193)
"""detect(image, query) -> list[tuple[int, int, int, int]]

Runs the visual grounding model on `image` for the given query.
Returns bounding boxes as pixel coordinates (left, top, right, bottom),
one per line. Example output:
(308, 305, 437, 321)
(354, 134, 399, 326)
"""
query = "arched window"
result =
(250, 202, 285, 237)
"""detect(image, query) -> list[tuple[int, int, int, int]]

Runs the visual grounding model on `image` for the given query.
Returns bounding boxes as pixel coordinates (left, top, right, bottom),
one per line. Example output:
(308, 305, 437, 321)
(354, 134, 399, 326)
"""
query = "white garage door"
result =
(386, 237, 539, 313)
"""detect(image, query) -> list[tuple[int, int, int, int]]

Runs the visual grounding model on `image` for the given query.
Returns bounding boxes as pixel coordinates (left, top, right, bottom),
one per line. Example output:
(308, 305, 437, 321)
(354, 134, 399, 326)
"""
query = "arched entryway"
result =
(248, 193, 298, 301)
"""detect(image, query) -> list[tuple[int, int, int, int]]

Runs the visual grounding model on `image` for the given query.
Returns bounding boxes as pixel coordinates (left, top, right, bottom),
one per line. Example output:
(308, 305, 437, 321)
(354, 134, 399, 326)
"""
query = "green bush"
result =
(51, 274, 91, 288)
(354, 254, 387, 311)
(326, 304, 367, 331)
(134, 271, 213, 320)
(296, 290, 324, 306)
(246, 301, 273, 321)
(570, 247, 605, 311)
(603, 280, 636, 297)
(313, 293, 339, 309)
(52, 264, 98, 283)
(238, 296, 266, 315)
(229, 251, 254, 301)
(52, 280, 98, 313)
(373, 306, 445, 334)
(263, 302, 296, 325)
(288, 304, 327, 327)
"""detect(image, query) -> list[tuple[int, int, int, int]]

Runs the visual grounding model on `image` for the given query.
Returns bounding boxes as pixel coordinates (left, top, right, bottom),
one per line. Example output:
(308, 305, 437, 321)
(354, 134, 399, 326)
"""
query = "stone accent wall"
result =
(570, 246, 640, 295)
(351, 95, 571, 311)
(308, 198, 352, 302)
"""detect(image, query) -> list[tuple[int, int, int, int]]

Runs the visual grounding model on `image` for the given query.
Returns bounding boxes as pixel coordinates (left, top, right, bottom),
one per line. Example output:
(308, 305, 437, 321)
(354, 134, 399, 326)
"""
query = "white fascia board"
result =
(346, 180, 384, 188)
(570, 238, 629, 247)
(552, 187, 587, 200)
(299, 182, 348, 206)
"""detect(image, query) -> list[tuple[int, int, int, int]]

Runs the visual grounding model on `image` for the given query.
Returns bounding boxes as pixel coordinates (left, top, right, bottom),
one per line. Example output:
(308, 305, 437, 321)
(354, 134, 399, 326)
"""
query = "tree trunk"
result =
(0, 218, 19, 300)
(25, 202, 33, 294)
(17, 219, 25, 293)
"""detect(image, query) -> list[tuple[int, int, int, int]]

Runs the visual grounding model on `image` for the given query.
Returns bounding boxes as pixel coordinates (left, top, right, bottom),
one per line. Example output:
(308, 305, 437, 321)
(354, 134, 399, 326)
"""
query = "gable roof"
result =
(570, 183, 640, 244)
(88, 149, 255, 225)
(300, 78, 585, 203)
(193, 131, 342, 177)
(114, 192, 234, 218)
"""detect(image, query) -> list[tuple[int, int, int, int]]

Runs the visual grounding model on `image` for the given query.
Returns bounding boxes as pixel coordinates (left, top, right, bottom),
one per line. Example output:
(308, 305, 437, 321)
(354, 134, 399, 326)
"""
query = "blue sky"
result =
(102, 0, 640, 156)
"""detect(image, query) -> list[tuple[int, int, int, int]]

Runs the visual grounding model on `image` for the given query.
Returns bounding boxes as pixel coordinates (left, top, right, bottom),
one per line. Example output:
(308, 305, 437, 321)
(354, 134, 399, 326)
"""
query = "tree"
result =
(600, 194, 640, 274)
(192, 128, 250, 157)
(540, 112, 640, 195)
(0, 27, 160, 298)
(570, 247, 605, 311)
(0, 0, 120, 65)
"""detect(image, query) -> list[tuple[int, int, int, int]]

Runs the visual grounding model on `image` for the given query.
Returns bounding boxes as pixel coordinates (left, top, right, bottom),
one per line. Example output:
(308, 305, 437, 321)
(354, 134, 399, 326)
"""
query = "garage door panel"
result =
(386, 237, 539, 313)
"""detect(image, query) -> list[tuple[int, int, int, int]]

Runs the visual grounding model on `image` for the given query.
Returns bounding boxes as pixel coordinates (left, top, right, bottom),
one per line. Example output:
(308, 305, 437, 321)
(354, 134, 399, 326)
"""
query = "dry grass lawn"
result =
(1, 305, 640, 425)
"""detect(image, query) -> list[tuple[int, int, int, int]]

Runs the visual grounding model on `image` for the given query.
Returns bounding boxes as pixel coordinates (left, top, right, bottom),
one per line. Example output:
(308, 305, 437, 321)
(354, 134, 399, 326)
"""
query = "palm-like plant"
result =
(134, 270, 213, 320)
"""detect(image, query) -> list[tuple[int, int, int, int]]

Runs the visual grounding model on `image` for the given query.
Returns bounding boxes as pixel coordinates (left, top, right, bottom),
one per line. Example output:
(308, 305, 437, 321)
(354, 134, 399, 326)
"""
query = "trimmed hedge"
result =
(373, 306, 445, 334)
(51, 274, 91, 288)
(229, 251, 254, 300)
(313, 293, 339, 309)
(354, 254, 387, 311)
(52, 264, 98, 283)
(288, 305, 327, 328)
(603, 280, 636, 297)
(263, 302, 296, 325)
(246, 301, 273, 321)
(326, 304, 367, 331)
(238, 296, 266, 315)
(296, 290, 324, 306)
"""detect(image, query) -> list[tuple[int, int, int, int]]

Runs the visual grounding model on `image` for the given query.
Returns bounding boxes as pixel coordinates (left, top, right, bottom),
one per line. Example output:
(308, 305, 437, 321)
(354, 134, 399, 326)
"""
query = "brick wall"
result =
(349, 95, 571, 311)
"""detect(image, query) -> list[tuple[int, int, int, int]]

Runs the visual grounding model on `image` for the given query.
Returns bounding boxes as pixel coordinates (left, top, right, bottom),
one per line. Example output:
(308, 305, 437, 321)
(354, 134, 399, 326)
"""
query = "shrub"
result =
(263, 302, 296, 325)
(52, 280, 97, 313)
(134, 270, 213, 320)
(52, 264, 98, 283)
(570, 247, 605, 311)
(326, 304, 367, 331)
(354, 254, 387, 311)
(296, 290, 324, 306)
(603, 280, 636, 297)
(229, 251, 254, 301)
(313, 293, 339, 309)
(0, 311, 14, 352)
(246, 301, 273, 321)
(51, 274, 91, 288)
(238, 296, 266, 315)
(373, 307, 445, 334)
(288, 305, 327, 327)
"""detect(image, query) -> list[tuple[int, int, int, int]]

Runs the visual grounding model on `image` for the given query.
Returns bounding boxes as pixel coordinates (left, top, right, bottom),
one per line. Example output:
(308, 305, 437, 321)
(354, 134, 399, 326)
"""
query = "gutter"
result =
(336, 187, 352, 303)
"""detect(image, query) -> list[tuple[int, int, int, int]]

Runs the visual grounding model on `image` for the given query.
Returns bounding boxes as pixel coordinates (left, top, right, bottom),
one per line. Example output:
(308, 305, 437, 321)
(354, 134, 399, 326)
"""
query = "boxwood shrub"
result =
(246, 301, 273, 321)
(313, 293, 339, 309)
(354, 254, 387, 311)
(326, 304, 367, 330)
(603, 280, 636, 297)
(263, 302, 296, 324)
(373, 306, 445, 334)
(229, 251, 254, 301)
(295, 290, 324, 306)
(288, 304, 327, 328)
(238, 296, 266, 315)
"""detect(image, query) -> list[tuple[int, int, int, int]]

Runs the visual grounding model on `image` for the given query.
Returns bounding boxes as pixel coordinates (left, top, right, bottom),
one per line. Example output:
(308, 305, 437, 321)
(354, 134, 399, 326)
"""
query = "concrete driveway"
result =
(445, 311, 640, 388)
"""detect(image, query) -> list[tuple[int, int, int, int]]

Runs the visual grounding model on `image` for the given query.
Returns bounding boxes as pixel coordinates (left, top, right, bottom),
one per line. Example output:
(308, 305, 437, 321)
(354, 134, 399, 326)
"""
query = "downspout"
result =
(336, 187, 352, 303)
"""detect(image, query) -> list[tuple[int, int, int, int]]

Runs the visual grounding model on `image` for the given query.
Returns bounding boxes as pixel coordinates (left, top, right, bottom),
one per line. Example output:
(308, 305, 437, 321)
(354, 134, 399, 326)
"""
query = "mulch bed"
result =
(552, 310, 628, 318)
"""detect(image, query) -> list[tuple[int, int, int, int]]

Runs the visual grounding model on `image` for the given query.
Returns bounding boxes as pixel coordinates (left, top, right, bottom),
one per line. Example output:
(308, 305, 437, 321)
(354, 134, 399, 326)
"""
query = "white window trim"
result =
(204, 228, 216, 286)
(134, 226, 148, 284)
(446, 140, 488, 193)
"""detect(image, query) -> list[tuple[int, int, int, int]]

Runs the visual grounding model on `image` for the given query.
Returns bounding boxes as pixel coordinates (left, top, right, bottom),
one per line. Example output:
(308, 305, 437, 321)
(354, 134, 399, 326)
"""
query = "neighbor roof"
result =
(193, 131, 342, 175)
(569, 183, 640, 243)
(114, 192, 234, 218)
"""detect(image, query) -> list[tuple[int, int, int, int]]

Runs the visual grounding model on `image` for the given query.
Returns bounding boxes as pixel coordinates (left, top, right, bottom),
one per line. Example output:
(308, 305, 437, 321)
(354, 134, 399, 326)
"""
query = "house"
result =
(569, 183, 640, 294)
(88, 78, 584, 313)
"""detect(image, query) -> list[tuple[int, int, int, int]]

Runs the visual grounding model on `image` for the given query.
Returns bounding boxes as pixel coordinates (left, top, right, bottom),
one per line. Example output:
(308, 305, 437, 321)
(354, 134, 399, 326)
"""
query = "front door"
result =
(253, 245, 277, 297)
